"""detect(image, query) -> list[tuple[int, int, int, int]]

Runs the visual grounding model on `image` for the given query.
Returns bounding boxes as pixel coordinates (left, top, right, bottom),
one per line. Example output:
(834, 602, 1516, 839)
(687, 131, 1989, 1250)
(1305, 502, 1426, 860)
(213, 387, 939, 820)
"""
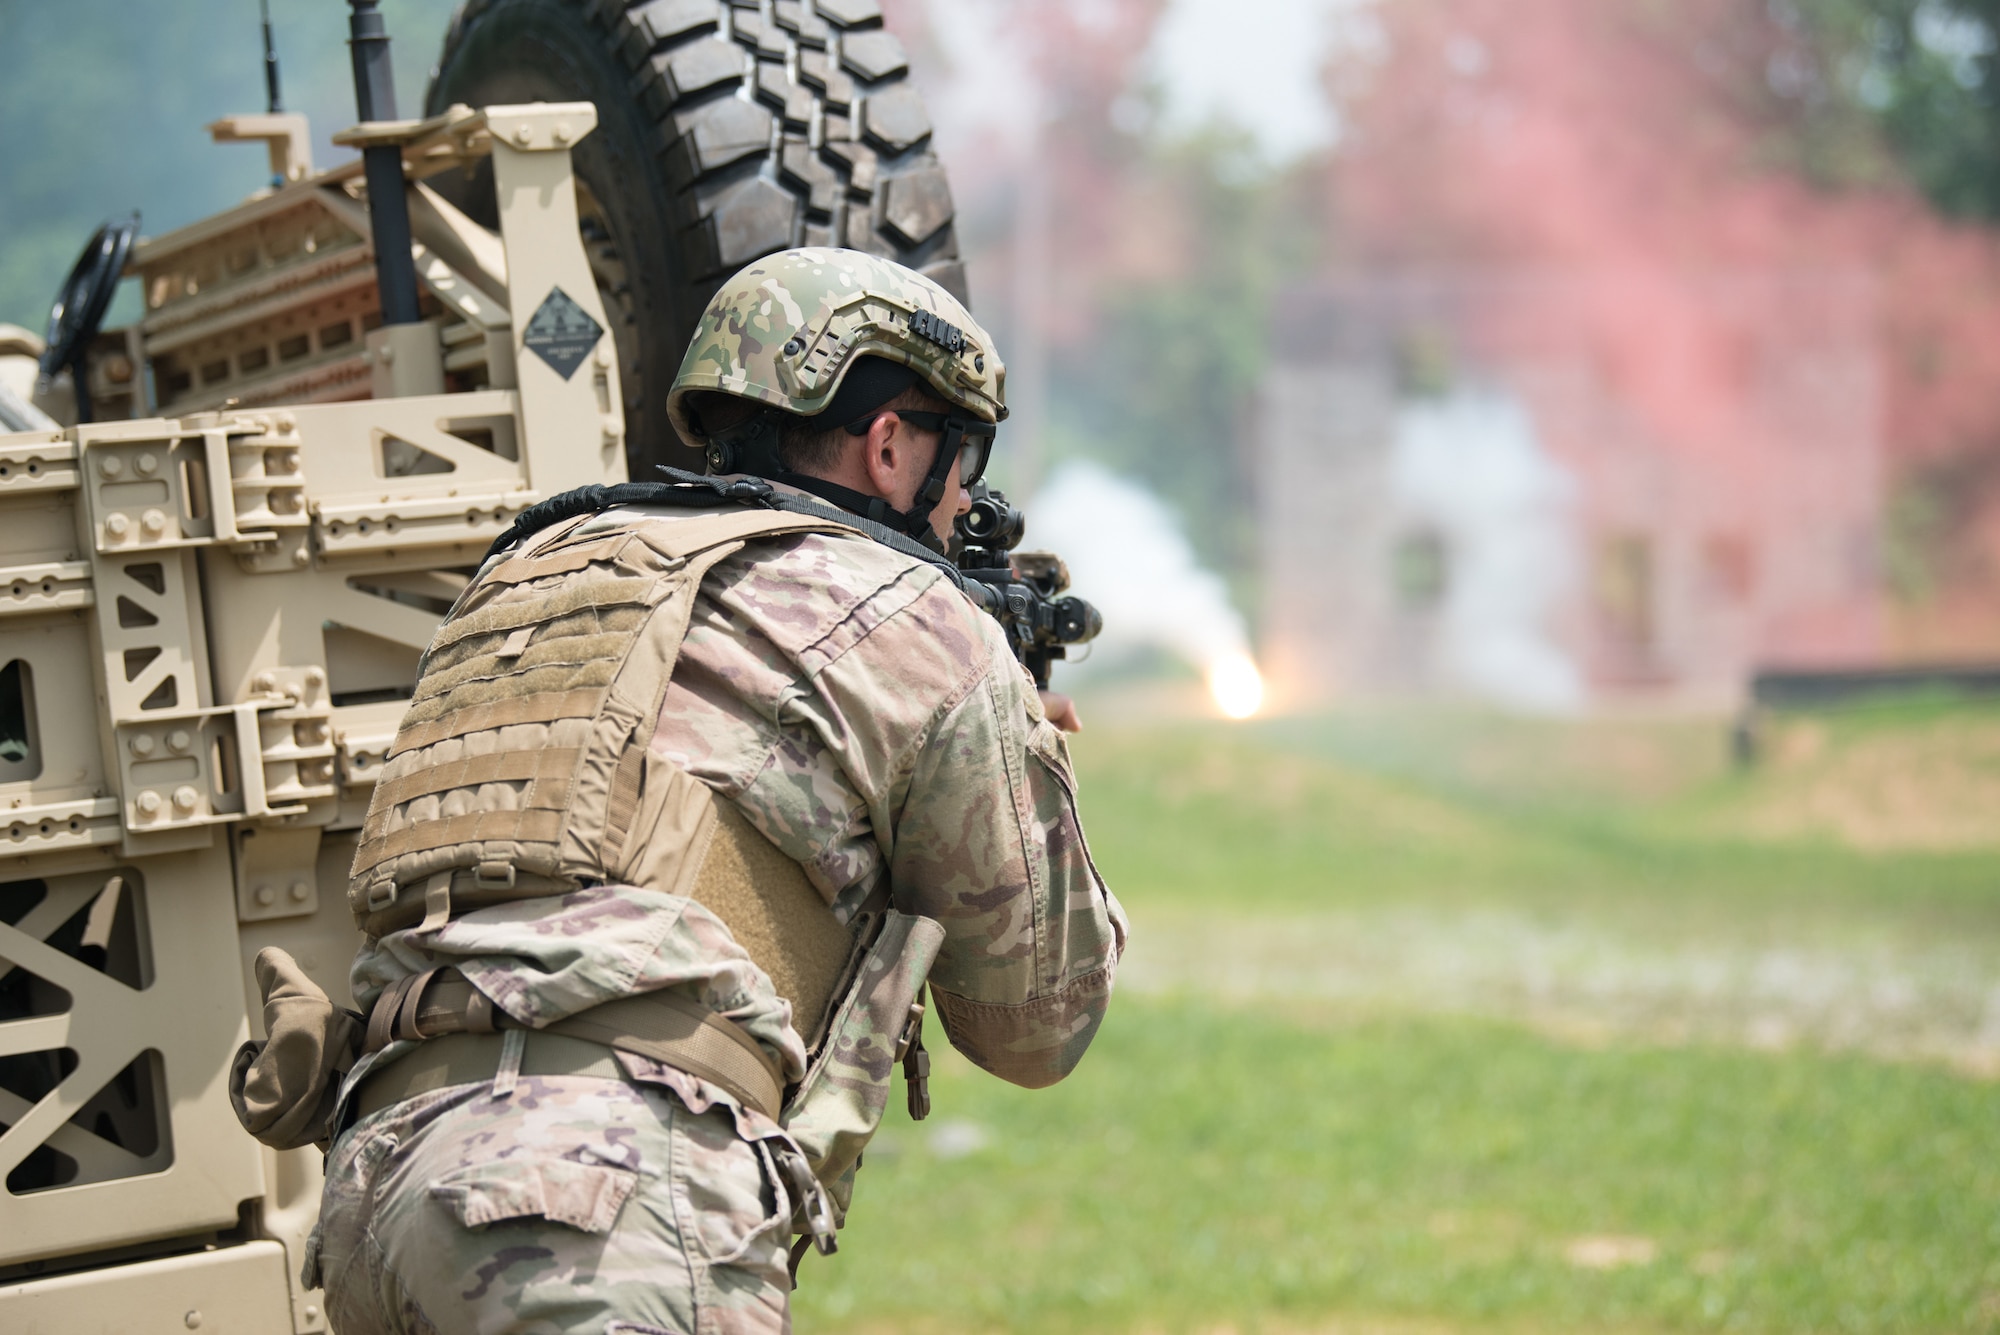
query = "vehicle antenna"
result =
(260, 0, 283, 114)
(347, 0, 424, 327)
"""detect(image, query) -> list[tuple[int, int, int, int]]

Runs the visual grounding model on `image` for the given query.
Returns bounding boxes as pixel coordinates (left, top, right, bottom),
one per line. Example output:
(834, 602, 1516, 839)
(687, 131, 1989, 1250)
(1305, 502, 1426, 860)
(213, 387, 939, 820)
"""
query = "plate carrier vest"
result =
(348, 499, 947, 1218)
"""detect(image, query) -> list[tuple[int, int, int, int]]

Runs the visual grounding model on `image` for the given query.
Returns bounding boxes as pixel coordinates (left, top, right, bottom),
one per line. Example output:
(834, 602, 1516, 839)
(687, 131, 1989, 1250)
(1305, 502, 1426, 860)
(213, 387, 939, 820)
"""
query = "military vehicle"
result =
(0, 1, 969, 1328)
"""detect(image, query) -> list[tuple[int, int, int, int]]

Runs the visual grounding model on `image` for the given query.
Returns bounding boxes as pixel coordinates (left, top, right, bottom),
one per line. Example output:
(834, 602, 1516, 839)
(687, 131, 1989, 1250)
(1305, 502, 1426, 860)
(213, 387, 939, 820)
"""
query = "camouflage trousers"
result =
(309, 1074, 793, 1335)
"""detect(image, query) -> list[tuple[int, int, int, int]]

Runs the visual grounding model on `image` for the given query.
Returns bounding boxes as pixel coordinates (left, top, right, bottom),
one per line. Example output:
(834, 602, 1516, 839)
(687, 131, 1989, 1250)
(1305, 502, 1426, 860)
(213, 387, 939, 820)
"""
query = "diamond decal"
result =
(521, 286, 604, 380)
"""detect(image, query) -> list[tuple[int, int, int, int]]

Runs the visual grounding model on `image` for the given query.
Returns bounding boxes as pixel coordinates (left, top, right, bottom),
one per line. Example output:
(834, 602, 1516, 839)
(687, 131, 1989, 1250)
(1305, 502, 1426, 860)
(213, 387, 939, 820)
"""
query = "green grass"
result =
(797, 1002, 2000, 1334)
(1072, 718, 2000, 941)
(793, 711, 2000, 1333)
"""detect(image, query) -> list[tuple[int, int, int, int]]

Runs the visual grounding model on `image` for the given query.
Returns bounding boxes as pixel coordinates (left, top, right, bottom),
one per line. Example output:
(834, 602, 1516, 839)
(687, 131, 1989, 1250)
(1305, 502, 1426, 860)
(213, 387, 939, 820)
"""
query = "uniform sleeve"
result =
(886, 652, 1128, 1089)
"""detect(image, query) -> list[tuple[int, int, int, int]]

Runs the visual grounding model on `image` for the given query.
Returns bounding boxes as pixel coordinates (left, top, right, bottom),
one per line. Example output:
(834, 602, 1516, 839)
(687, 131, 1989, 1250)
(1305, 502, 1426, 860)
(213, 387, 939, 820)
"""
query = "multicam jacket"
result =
(347, 506, 1127, 1206)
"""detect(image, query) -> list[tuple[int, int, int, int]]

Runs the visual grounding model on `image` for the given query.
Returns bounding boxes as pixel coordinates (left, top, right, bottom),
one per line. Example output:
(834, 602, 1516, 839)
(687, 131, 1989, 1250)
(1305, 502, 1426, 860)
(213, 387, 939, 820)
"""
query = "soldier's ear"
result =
(859, 413, 904, 496)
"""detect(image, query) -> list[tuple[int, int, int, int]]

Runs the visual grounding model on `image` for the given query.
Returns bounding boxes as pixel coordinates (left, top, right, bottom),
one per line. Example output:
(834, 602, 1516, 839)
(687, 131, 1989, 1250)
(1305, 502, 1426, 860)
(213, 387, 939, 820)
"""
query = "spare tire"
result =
(426, 0, 967, 472)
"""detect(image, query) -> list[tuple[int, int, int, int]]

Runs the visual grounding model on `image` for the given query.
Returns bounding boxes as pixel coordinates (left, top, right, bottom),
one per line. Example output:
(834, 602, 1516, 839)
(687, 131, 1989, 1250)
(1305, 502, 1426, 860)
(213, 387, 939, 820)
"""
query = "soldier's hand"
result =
(1039, 690, 1082, 733)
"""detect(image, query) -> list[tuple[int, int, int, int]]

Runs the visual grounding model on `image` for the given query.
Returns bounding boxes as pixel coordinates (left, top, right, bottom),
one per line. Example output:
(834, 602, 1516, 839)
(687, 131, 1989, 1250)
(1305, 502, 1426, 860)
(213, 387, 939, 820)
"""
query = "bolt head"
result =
(254, 885, 276, 906)
(252, 671, 277, 693)
(104, 514, 131, 540)
(140, 508, 167, 535)
(98, 455, 123, 479)
(275, 412, 296, 434)
(172, 784, 199, 812)
(167, 729, 191, 752)
(130, 734, 156, 758)
(304, 666, 326, 688)
(135, 451, 159, 476)
(289, 880, 311, 902)
(135, 791, 162, 816)
(184, 1311, 203, 1330)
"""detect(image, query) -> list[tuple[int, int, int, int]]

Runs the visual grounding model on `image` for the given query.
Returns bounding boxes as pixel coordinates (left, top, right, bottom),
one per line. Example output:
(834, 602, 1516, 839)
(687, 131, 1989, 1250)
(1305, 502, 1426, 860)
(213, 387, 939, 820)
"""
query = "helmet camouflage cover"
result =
(667, 248, 1007, 441)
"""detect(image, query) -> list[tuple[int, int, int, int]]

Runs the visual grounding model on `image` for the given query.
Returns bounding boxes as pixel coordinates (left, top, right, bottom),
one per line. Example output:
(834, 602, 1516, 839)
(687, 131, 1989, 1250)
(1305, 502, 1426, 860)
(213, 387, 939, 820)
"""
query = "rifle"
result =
(953, 482, 1103, 689)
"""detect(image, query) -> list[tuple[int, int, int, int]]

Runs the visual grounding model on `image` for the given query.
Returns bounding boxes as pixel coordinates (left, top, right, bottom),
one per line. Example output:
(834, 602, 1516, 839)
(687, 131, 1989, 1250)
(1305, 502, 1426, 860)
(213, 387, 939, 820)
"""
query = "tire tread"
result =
(426, 0, 966, 465)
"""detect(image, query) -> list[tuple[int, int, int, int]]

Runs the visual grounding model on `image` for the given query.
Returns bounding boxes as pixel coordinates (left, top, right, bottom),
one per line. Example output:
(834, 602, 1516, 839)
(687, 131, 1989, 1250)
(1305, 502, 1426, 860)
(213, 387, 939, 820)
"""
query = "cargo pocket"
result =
(680, 1110, 789, 1266)
(1026, 717, 1109, 899)
(429, 1155, 638, 1233)
(1026, 718, 1076, 792)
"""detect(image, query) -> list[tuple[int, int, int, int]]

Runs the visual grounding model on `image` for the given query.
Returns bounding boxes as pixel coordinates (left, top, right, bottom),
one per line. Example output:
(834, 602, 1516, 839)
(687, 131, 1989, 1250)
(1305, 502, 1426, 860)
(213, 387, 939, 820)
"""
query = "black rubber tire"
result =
(425, 0, 966, 472)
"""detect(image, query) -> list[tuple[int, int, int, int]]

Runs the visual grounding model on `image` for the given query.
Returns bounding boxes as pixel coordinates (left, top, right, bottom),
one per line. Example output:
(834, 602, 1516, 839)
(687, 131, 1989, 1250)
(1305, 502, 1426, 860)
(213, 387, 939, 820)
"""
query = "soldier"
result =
(279, 248, 1127, 1334)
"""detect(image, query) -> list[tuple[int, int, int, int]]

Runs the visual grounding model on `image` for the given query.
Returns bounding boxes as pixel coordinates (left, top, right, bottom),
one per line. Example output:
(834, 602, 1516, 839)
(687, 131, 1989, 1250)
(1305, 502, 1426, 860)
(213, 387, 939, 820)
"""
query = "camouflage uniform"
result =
(314, 1075, 792, 1335)
(312, 248, 1126, 1334)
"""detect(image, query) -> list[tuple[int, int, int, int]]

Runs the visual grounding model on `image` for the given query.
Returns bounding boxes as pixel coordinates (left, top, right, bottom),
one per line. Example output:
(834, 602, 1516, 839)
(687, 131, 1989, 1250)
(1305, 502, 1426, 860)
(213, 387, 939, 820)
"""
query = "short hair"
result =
(777, 382, 952, 475)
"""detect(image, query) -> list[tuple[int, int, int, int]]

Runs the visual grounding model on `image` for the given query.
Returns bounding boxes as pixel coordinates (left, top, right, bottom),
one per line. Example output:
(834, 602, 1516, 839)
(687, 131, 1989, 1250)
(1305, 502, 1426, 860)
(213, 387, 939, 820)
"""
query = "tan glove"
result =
(228, 947, 364, 1152)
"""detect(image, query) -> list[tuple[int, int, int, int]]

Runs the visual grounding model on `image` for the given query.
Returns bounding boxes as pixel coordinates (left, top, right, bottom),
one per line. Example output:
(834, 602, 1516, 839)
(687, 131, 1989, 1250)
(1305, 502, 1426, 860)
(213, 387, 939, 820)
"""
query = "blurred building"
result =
(1259, 270, 1885, 708)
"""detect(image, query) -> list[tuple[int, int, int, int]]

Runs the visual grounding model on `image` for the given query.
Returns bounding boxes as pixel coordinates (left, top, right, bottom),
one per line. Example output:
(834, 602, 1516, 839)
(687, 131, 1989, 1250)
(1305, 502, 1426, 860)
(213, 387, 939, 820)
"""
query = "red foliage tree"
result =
(1331, 0, 2000, 652)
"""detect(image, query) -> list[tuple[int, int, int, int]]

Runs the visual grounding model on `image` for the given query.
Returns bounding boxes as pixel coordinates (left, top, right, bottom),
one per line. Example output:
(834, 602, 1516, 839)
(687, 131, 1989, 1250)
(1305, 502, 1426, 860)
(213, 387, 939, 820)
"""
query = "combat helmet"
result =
(667, 248, 1007, 545)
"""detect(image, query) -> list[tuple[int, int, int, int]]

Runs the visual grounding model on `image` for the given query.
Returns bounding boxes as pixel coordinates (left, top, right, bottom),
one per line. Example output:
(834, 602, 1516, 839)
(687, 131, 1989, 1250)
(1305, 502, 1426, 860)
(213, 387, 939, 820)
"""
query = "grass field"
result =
(793, 698, 2000, 1334)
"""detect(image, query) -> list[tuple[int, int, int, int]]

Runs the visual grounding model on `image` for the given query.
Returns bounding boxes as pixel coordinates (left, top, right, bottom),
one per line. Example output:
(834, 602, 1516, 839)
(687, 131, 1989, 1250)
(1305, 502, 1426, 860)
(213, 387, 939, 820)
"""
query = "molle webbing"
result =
(388, 690, 604, 757)
(350, 508, 854, 932)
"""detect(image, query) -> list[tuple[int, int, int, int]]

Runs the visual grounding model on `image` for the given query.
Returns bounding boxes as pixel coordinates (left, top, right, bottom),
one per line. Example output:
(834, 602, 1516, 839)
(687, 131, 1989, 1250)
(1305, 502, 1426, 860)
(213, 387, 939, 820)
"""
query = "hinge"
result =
(115, 665, 335, 850)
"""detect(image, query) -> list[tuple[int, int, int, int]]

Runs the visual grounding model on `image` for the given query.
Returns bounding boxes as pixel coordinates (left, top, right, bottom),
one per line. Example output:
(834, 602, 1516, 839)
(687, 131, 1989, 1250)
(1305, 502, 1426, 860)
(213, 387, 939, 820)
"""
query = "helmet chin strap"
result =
(704, 412, 962, 554)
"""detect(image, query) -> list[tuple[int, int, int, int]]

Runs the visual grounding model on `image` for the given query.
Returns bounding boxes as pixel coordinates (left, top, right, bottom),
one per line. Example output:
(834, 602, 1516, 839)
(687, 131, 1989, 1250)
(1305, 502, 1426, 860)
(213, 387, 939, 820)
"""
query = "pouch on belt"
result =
(229, 947, 364, 1152)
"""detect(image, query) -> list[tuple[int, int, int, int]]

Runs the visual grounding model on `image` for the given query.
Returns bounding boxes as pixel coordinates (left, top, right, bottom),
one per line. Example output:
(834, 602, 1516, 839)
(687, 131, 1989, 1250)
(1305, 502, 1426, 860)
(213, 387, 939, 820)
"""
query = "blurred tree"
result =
(0, 0, 456, 333)
(1786, 0, 2000, 219)
(1047, 129, 1323, 601)
(888, 0, 1316, 597)
(1326, 0, 2000, 654)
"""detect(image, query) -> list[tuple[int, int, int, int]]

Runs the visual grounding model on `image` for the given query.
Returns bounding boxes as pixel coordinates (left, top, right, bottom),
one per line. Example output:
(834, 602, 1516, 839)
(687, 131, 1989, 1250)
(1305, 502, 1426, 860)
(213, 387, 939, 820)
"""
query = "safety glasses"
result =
(852, 410, 996, 487)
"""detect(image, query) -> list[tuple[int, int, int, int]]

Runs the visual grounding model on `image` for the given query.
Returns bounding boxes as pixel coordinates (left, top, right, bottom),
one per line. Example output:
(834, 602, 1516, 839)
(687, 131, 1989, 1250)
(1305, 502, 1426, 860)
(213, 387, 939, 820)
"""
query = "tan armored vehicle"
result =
(0, 1, 963, 1328)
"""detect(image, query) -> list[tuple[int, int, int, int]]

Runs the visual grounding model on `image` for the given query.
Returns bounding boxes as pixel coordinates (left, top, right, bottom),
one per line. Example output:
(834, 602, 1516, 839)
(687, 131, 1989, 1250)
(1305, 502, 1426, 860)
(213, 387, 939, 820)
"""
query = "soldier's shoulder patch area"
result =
(523, 287, 605, 380)
(799, 527, 959, 592)
(710, 529, 967, 655)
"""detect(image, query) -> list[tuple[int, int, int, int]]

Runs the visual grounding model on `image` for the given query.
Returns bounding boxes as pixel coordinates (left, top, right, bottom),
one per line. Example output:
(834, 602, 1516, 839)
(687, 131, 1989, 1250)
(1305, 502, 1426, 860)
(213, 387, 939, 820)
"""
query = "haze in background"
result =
(19, 0, 2000, 704)
(1143, 0, 1353, 163)
(902, 0, 1336, 704)
(902, 0, 2000, 702)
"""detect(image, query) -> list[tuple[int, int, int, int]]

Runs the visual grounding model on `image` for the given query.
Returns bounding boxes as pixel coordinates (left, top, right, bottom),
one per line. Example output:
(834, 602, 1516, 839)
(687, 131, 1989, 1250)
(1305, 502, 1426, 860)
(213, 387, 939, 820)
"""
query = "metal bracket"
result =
(114, 667, 335, 846)
(234, 823, 322, 923)
(79, 420, 307, 557)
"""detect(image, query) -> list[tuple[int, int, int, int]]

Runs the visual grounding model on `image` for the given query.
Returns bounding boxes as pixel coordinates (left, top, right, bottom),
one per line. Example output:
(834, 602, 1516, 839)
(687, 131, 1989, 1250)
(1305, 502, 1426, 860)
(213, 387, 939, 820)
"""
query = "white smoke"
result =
(1389, 387, 1582, 713)
(1144, 0, 1359, 163)
(916, 0, 1378, 168)
(1021, 460, 1254, 685)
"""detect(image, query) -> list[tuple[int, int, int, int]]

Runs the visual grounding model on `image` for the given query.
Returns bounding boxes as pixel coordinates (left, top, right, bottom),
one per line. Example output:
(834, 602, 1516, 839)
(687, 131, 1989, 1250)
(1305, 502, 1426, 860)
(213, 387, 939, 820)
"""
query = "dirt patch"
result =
(1564, 1235, 1658, 1270)
(1733, 715, 2000, 850)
